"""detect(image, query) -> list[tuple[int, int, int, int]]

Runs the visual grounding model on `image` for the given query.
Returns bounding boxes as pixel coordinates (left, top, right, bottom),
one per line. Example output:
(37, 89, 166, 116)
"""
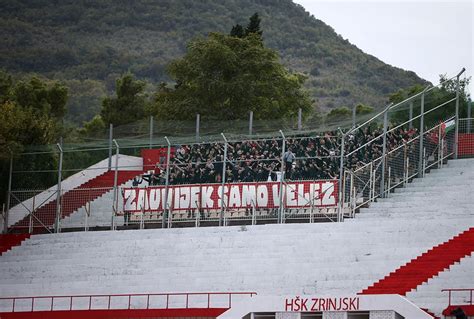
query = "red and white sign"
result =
(123, 180, 338, 213)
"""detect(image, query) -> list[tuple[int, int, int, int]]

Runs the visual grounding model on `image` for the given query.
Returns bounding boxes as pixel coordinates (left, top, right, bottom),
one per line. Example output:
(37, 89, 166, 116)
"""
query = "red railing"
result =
(442, 288, 473, 306)
(0, 292, 257, 313)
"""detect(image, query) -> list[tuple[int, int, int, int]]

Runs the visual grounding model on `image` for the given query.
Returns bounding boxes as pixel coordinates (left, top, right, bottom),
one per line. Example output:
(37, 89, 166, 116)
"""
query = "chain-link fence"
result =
(341, 78, 461, 218)
(458, 118, 474, 158)
(4, 69, 470, 233)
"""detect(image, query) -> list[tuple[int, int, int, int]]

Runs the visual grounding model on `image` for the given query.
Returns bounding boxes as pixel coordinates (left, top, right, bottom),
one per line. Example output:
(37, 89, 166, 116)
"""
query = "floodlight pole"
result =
(164, 136, 171, 228)
(220, 133, 228, 226)
(454, 68, 466, 159)
(55, 141, 63, 233)
(278, 130, 286, 224)
(4, 154, 13, 234)
(112, 139, 119, 230)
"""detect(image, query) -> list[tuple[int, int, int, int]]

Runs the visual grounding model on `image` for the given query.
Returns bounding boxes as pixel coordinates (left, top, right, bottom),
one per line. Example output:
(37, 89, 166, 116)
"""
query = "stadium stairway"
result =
(0, 234, 30, 256)
(60, 179, 135, 228)
(359, 227, 474, 295)
(353, 158, 474, 316)
(10, 170, 141, 232)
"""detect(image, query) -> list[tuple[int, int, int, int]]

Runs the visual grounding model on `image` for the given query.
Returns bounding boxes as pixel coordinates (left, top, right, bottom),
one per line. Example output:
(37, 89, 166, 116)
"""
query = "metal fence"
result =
(3, 68, 471, 234)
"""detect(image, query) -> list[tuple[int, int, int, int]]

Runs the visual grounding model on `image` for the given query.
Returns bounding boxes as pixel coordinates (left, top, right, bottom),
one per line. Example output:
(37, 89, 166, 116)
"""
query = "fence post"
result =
(352, 105, 356, 128)
(149, 116, 153, 149)
(4, 154, 13, 233)
(298, 108, 302, 131)
(337, 128, 345, 222)
(368, 161, 373, 202)
(196, 114, 200, 142)
(418, 86, 430, 177)
(55, 141, 63, 233)
(220, 133, 228, 226)
(467, 98, 472, 133)
(108, 123, 113, 171)
(409, 101, 413, 130)
(249, 111, 253, 136)
(163, 137, 171, 229)
(380, 107, 389, 197)
(112, 139, 119, 230)
(278, 130, 286, 224)
(438, 124, 442, 168)
(454, 68, 466, 159)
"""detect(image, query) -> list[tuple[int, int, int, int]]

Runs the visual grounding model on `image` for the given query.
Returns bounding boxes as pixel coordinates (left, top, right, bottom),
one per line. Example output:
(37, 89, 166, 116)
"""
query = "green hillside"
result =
(0, 0, 428, 123)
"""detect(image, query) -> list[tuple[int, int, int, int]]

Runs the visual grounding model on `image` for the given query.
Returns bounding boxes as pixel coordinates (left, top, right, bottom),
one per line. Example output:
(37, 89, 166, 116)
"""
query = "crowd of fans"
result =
(133, 125, 419, 186)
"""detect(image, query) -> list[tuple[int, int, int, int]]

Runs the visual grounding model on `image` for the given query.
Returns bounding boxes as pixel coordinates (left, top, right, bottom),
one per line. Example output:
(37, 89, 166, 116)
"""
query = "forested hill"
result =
(0, 0, 427, 123)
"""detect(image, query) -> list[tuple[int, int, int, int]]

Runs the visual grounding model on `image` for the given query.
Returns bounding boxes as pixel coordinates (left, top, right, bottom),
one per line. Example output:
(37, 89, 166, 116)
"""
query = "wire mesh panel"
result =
(8, 189, 58, 233)
(458, 118, 474, 158)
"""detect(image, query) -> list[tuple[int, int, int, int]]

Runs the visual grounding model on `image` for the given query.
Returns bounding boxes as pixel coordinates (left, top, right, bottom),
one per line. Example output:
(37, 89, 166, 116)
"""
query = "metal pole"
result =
(337, 128, 345, 222)
(418, 86, 430, 177)
(55, 141, 63, 233)
(467, 98, 472, 133)
(278, 130, 286, 224)
(368, 161, 373, 202)
(249, 111, 253, 136)
(380, 108, 388, 197)
(195, 114, 200, 142)
(409, 101, 413, 130)
(220, 133, 228, 226)
(149, 116, 153, 149)
(4, 154, 13, 234)
(352, 105, 356, 128)
(112, 139, 119, 230)
(387, 166, 391, 197)
(454, 68, 466, 159)
(298, 108, 302, 131)
(108, 123, 113, 171)
(163, 137, 171, 228)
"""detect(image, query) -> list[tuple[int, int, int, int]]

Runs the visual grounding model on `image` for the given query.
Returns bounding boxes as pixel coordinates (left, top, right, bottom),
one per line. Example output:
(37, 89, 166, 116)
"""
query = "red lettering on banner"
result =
(285, 298, 294, 311)
(123, 180, 338, 213)
(319, 298, 326, 311)
(311, 298, 318, 311)
(287, 296, 359, 312)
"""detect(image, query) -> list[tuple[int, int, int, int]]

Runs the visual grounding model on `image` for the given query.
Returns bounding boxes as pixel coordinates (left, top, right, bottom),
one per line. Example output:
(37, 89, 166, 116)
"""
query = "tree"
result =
(150, 32, 312, 121)
(78, 115, 106, 137)
(101, 73, 147, 126)
(389, 75, 471, 127)
(12, 76, 68, 119)
(245, 13, 263, 37)
(356, 104, 374, 115)
(230, 24, 244, 38)
(0, 71, 67, 203)
(326, 106, 351, 123)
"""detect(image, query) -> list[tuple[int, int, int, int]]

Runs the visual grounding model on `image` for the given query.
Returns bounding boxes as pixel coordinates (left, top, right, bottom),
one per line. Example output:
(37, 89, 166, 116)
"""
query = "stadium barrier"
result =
(0, 292, 256, 314)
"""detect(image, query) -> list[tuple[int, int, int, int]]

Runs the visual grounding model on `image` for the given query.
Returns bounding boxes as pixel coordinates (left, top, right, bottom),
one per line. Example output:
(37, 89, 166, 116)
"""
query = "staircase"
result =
(360, 227, 474, 295)
(0, 234, 30, 255)
(10, 170, 141, 231)
(352, 158, 474, 317)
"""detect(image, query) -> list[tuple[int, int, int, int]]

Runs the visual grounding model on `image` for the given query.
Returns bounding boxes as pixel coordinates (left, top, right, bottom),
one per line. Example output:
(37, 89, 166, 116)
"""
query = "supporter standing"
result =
(283, 148, 295, 178)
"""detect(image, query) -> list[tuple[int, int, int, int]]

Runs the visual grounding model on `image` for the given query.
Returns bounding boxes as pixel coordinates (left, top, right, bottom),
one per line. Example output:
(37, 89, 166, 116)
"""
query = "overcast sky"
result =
(293, 0, 473, 96)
